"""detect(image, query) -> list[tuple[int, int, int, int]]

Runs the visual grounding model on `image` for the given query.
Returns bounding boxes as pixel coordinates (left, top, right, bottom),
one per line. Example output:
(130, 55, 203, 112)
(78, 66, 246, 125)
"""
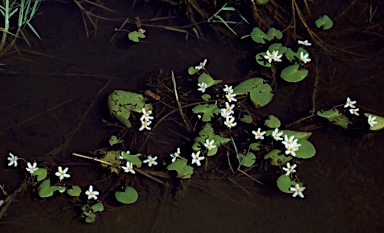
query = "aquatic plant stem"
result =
(72, 153, 112, 166)
(171, 70, 192, 131)
(0, 0, 10, 52)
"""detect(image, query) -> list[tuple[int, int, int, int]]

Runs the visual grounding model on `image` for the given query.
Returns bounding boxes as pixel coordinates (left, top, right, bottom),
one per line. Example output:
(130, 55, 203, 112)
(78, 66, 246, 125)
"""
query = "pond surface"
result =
(0, 0, 383, 232)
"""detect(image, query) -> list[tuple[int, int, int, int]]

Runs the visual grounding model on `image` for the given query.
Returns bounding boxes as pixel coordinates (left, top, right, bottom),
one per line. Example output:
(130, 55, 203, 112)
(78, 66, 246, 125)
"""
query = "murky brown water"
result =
(1, 0, 383, 232)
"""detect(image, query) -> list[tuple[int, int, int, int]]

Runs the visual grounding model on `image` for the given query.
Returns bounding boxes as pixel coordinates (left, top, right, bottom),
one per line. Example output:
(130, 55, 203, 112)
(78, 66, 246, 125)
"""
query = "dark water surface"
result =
(1, 1, 384, 232)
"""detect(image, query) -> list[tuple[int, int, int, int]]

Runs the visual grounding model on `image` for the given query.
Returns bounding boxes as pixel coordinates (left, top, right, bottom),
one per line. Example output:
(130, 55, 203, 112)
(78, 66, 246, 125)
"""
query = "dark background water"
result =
(0, 0, 383, 232)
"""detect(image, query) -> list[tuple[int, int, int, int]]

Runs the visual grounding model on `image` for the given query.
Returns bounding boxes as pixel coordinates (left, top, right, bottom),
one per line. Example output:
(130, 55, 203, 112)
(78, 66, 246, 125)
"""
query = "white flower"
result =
(252, 128, 266, 140)
(220, 109, 232, 118)
(122, 161, 136, 174)
(282, 135, 298, 149)
(264, 50, 274, 63)
(139, 120, 152, 131)
(299, 52, 311, 64)
(223, 85, 233, 93)
(197, 82, 207, 93)
(191, 151, 205, 166)
(224, 116, 237, 129)
(344, 97, 356, 108)
(85, 185, 99, 200)
(195, 59, 207, 71)
(55, 166, 70, 181)
(204, 139, 216, 150)
(282, 162, 297, 176)
(26, 162, 38, 174)
(140, 108, 154, 122)
(225, 93, 237, 102)
(120, 150, 130, 159)
(298, 40, 312, 46)
(138, 28, 146, 34)
(170, 148, 181, 163)
(272, 50, 282, 62)
(349, 108, 359, 116)
(368, 114, 378, 127)
(290, 183, 305, 198)
(285, 144, 301, 157)
(7, 152, 18, 167)
(272, 128, 283, 141)
(224, 102, 235, 114)
(143, 156, 158, 167)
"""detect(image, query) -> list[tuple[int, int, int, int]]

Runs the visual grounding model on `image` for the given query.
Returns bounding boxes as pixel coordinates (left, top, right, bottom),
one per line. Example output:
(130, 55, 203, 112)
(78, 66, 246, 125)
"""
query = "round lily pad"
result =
(115, 186, 138, 204)
(280, 64, 308, 82)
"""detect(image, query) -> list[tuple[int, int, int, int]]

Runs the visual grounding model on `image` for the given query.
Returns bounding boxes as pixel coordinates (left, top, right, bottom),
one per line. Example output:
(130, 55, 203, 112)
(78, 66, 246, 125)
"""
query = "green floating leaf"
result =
(198, 73, 222, 88)
(128, 31, 146, 42)
(115, 186, 139, 204)
(233, 78, 273, 108)
(315, 15, 333, 30)
(264, 149, 292, 166)
(364, 113, 384, 131)
(188, 66, 198, 75)
(201, 94, 211, 101)
(249, 142, 261, 151)
(240, 152, 256, 167)
(280, 64, 308, 82)
(250, 27, 269, 44)
(32, 168, 47, 182)
(38, 179, 54, 198)
(91, 202, 104, 212)
(255, 52, 272, 67)
(277, 174, 295, 193)
(240, 114, 253, 123)
(109, 135, 123, 146)
(84, 212, 96, 223)
(67, 186, 82, 197)
(121, 151, 143, 168)
(167, 159, 194, 179)
(99, 150, 122, 173)
(264, 115, 281, 128)
(249, 82, 273, 108)
(268, 43, 287, 54)
(295, 139, 316, 159)
(108, 90, 152, 128)
(317, 108, 351, 128)
(266, 28, 283, 41)
(284, 48, 296, 63)
(192, 104, 220, 122)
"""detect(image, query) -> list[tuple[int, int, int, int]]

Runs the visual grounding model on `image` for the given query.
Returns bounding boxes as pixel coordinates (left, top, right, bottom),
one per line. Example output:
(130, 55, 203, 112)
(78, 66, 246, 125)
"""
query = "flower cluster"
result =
(282, 135, 301, 157)
(264, 50, 282, 63)
(344, 97, 359, 116)
(221, 85, 237, 129)
(139, 108, 153, 131)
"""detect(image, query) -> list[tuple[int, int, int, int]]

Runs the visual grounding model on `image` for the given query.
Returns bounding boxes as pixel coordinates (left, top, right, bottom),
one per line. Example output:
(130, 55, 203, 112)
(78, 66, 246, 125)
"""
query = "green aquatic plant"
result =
(108, 90, 153, 128)
(0, 0, 41, 54)
(315, 15, 333, 30)
(233, 78, 273, 108)
(115, 186, 138, 204)
(128, 30, 146, 42)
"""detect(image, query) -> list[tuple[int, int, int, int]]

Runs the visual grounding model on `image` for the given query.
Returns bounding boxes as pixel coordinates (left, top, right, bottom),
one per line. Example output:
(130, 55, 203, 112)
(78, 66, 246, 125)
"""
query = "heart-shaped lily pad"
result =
(67, 186, 82, 197)
(32, 168, 47, 181)
(167, 159, 194, 179)
(315, 15, 333, 30)
(280, 64, 308, 82)
(115, 186, 138, 204)
(128, 31, 146, 42)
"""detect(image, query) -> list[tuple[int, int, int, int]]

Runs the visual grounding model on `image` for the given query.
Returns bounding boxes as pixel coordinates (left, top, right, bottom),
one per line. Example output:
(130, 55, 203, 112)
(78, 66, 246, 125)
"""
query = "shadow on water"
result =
(0, 0, 383, 232)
